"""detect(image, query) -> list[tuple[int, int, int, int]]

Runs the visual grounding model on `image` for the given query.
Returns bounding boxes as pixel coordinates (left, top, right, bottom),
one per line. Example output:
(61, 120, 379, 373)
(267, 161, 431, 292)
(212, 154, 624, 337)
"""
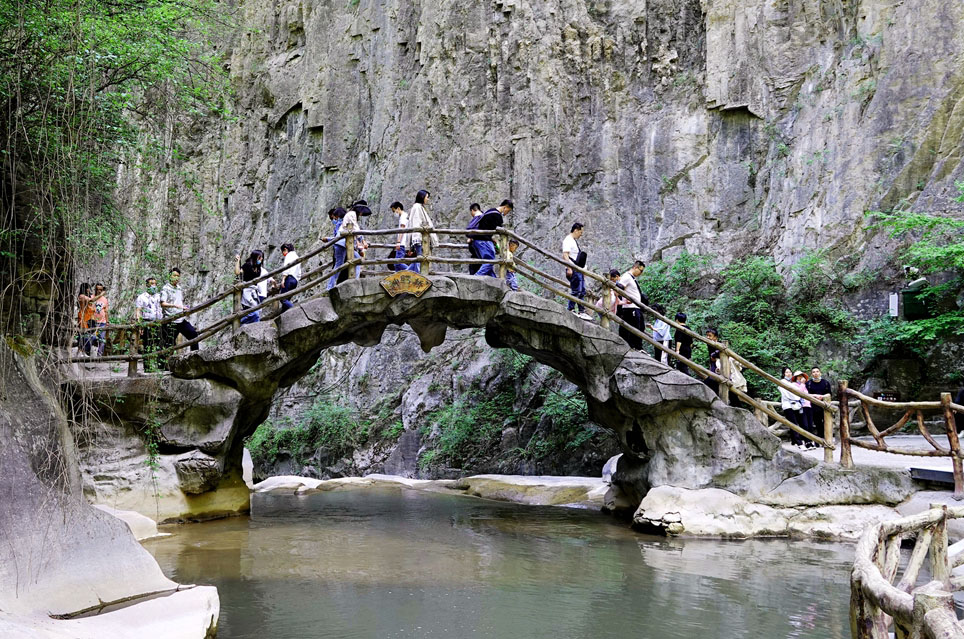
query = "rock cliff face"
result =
(82, 0, 964, 480)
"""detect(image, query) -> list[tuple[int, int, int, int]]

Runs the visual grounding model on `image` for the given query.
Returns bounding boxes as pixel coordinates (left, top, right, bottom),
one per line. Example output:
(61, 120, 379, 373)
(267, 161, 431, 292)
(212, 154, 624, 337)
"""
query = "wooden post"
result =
(421, 229, 431, 276)
(601, 288, 612, 329)
(496, 233, 507, 281)
(840, 380, 854, 469)
(754, 406, 768, 427)
(929, 509, 951, 590)
(346, 234, 356, 279)
(719, 341, 731, 405)
(126, 328, 138, 377)
(823, 407, 835, 464)
(941, 393, 963, 500)
(232, 289, 241, 333)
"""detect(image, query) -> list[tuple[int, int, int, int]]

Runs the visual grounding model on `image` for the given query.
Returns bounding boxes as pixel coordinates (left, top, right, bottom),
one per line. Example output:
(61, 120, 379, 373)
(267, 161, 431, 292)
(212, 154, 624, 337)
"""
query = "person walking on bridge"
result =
(778, 367, 806, 447)
(563, 222, 590, 319)
(466, 202, 483, 275)
(236, 251, 267, 324)
(405, 190, 439, 274)
(616, 260, 646, 347)
(390, 201, 409, 271)
(324, 208, 347, 289)
(135, 277, 162, 370)
(475, 199, 513, 278)
(279, 243, 301, 311)
(160, 267, 200, 362)
(88, 282, 110, 357)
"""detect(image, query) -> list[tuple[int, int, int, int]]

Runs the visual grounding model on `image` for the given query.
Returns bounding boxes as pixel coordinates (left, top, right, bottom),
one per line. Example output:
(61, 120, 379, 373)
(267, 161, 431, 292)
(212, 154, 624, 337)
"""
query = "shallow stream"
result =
(145, 487, 853, 638)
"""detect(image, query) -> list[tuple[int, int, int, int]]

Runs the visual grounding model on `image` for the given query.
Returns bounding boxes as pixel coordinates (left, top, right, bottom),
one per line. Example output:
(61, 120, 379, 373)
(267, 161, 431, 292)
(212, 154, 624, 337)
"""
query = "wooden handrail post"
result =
(823, 406, 834, 464)
(601, 287, 612, 329)
(421, 229, 432, 275)
(719, 341, 731, 404)
(496, 232, 507, 281)
(930, 508, 951, 589)
(126, 328, 138, 377)
(346, 233, 356, 279)
(941, 393, 963, 500)
(840, 380, 854, 469)
(232, 289, 241, 334)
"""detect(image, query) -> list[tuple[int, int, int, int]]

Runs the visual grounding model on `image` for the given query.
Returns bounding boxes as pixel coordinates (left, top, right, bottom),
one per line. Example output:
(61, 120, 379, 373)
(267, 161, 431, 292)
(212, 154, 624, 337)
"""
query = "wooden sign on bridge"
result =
(380, 271, 432, 298)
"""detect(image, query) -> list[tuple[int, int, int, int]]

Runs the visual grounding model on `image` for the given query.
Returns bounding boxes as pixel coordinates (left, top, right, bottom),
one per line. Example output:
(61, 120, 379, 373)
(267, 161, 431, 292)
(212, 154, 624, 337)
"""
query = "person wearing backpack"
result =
(563, 222, 590, 319)
(475, 199, 513, 278)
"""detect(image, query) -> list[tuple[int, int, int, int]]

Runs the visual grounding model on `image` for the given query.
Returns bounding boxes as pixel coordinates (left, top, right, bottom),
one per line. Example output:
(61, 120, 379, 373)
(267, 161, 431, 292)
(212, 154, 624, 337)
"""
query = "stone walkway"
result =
(796, 435, 954, 472)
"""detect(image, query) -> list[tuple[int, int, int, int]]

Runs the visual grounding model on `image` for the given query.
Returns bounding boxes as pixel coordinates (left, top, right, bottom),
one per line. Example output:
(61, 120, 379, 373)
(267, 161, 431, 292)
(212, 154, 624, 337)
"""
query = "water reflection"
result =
(144, 486, 853, 639)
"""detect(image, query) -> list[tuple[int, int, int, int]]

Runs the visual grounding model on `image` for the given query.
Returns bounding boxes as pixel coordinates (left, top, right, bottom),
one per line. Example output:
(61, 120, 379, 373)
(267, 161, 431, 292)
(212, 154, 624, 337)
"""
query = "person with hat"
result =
(777, 367, 806, 446)
(793, 370, 817, 445)
(475, 199, 513, 278)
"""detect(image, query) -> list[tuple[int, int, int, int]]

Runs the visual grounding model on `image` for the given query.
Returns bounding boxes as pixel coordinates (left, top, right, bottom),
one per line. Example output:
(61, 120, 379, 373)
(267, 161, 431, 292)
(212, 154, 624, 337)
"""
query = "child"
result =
(505, 239, 520, 291)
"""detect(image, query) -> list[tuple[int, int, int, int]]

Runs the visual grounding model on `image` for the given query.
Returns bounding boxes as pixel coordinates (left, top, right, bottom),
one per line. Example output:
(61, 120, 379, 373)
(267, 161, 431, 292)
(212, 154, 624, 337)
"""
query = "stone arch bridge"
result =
(76, 275, 904, 522)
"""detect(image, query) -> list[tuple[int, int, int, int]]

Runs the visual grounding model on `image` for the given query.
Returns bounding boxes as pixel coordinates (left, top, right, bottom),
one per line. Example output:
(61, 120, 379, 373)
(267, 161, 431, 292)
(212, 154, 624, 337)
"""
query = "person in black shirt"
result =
(805, 366, 833, 434)
(674, 312, 693, 375)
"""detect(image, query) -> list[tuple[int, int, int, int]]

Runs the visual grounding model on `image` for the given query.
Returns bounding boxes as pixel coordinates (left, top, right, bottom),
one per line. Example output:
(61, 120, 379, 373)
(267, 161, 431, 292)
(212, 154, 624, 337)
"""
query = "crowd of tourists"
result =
(75, 268, 200, 369)
(75, 189, 836, 435)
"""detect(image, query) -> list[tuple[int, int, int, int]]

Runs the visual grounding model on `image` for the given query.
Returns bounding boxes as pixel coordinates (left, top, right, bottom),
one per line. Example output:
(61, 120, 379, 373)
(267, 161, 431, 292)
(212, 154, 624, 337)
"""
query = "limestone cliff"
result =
(78, 0, 964, 480)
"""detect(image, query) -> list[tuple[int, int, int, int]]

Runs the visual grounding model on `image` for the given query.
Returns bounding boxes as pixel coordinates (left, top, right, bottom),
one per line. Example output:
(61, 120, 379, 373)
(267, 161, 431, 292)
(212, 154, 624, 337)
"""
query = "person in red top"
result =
(88, 282, 109, 356)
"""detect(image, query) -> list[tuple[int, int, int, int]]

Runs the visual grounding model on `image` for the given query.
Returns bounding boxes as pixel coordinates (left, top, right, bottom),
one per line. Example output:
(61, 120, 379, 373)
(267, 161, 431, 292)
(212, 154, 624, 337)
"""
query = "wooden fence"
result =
(851, 505, 964, 638)
(838, 382, 964, 497)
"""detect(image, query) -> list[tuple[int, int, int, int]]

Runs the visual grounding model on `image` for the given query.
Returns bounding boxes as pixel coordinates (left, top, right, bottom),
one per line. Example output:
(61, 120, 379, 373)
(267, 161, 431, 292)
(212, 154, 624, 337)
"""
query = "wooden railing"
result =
(68, 225, 838, 455)
(838, 381, 964, 497)
(851, 505, 964, 638)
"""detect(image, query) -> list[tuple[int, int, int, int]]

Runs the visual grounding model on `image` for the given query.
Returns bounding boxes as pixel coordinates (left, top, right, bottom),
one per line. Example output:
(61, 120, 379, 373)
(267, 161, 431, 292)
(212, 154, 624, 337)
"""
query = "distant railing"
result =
(68, 224, 838, 457)
(851, 505, 964, 638)
(838, 382, 964, 497)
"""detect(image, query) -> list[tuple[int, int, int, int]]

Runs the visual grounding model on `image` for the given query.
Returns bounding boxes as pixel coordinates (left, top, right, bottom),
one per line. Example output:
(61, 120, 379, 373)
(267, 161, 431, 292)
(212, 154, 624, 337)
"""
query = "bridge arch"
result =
(172, 274, 806, 502)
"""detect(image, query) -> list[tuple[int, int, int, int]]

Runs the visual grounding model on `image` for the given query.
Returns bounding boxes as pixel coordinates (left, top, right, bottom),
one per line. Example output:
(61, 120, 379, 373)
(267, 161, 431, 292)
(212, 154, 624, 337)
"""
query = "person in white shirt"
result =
(234, 250, 270, 324)
(159, 267, 200, 363)
(404, 190, 439, 274)
(616, 260, 646, 349)
(134, 276, 162, 369)
(279, 242, 301, 311)
(646, 302, 671, 364)
(335, 202, 368, 281)
(390, 201, 409, 271)
(563, 222, 590, 319)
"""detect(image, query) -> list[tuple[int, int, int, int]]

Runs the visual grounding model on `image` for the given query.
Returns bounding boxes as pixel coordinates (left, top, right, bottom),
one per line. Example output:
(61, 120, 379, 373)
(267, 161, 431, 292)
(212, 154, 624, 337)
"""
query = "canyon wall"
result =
(79, 0, 964, 479)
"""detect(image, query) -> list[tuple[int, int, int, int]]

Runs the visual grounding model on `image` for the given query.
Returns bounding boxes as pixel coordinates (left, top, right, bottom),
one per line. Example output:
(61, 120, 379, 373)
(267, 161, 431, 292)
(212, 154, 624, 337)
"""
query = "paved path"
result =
(795, 435, 954, 472)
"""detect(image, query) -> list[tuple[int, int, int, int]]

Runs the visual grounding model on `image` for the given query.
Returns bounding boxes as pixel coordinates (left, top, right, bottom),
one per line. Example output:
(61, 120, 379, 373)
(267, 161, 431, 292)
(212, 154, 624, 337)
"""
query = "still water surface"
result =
(144, 487, 853, 638)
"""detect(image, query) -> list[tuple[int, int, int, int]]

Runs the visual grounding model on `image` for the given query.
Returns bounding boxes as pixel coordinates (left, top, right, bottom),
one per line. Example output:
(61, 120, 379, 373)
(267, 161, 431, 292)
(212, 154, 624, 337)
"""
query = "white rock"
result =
(92, 505, 164, 541)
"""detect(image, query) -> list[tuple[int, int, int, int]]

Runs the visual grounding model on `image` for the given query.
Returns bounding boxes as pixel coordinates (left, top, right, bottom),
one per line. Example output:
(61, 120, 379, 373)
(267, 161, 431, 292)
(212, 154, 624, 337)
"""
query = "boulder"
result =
(93, 505, 163, 541)
(174, 450, 224, 494)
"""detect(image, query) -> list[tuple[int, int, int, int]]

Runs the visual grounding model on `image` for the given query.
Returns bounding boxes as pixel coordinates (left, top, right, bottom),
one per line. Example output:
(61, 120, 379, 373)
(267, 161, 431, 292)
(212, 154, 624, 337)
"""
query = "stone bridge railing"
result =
(70, 225, 838, 456)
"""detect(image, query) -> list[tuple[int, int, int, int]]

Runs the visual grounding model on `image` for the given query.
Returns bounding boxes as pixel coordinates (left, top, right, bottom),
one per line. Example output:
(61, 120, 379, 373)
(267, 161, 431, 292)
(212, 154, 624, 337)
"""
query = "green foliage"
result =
(639, 251, 706, 312)
(245, 400, 369, 467)
(1, 0, 230, 333)
(859, 313, 964, 360)
(419, 392, 514, 469)
(523, 390, 599, 459)
(868, 209, 964, 274)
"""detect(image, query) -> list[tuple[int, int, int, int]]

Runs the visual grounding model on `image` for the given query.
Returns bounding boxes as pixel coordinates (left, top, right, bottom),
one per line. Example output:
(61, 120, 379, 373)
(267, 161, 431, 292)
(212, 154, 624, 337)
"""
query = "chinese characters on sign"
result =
(380, 271, 433, 298)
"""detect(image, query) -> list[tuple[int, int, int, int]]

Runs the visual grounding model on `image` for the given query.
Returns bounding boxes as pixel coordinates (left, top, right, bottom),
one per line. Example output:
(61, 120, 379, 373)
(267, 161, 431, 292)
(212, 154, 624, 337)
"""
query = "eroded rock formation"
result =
(0, 344, 219, 637)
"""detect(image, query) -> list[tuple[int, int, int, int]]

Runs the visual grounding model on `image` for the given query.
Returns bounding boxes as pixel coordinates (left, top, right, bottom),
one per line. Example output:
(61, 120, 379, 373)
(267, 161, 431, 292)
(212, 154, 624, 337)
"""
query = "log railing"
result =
(838, 381, 964, 497)
(851, 505, 964, 638)
(67, 225, 839, 455)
